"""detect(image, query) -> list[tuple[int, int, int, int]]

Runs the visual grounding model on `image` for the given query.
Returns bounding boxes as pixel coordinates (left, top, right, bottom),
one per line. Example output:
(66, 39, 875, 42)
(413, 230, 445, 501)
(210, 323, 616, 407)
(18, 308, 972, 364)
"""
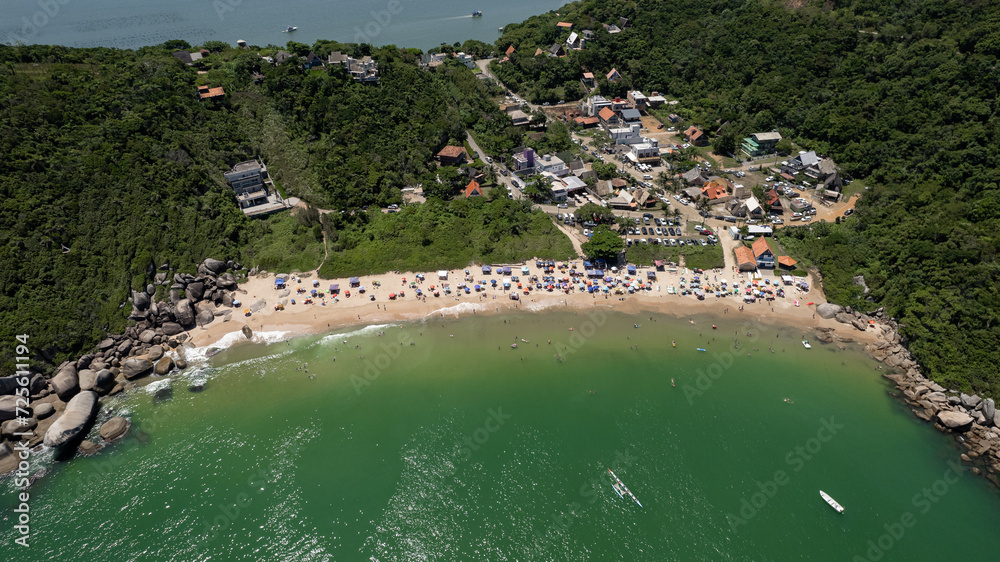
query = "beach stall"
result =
(349, 277, 360, 287)
(502, 266, 512, 275)
(274, 278, 286, 290)
(781, 275, 794, 286)
(521, 266, 530, 275)
(482, 265, 491, 274)
(627, 264, 637, 276)
(647, 271, 657, 280)
(655, 260, 665, 271)
(438, 270, 448, 280)
(329, 284, 340, 294)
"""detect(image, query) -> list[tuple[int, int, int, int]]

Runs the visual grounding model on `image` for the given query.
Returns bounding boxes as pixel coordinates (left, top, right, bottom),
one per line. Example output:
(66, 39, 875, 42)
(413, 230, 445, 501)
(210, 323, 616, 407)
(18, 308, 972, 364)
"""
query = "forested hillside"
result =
(495, 0, 999, 394)
(0, 42, 559, 374)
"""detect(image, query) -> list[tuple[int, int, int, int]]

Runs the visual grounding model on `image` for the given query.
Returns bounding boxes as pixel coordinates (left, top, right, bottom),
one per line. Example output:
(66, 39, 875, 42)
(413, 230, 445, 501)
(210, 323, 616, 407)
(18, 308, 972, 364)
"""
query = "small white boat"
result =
(820, 490, 844, 513)
(472, 10, 483, 17)
(283, 25, 298, 32)
(802, 340, 811, 349)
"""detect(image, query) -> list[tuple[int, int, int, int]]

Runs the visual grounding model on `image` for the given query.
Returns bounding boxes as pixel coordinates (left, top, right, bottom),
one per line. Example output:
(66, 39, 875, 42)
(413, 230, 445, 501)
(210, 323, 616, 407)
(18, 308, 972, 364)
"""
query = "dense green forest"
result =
(0, 42, 565, 374)
(494, 0, 999, 394)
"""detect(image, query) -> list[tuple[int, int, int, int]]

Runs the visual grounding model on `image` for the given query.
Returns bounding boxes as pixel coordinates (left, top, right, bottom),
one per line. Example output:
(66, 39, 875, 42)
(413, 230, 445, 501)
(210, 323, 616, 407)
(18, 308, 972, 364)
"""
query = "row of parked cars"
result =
(627, 237, 713, 247)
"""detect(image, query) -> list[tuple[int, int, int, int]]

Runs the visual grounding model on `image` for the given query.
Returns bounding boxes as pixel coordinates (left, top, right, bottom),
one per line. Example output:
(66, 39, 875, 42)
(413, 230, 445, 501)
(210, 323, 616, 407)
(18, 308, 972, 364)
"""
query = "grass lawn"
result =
(626, 240, 723, 269)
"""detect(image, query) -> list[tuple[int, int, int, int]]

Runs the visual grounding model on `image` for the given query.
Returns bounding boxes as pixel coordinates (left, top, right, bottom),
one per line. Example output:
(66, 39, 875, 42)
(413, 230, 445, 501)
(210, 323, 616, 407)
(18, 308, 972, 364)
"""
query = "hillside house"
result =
(684, 126, 707, 146)
(464, 179, 483, 198)
(224, 159, 288, 216)
(741, 132, 782, 158)
(197, 85, 225, 100)
(606, 68, 623, 83)
(436, 145, 468, 165)
(627, 91, 648, 109)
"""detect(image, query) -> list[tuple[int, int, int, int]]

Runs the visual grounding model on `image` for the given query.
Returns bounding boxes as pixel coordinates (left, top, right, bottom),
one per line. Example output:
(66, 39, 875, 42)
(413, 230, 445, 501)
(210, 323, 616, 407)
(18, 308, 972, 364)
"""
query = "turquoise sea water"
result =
(3, 310, 1000, 560)
(0, 0, 563, 50)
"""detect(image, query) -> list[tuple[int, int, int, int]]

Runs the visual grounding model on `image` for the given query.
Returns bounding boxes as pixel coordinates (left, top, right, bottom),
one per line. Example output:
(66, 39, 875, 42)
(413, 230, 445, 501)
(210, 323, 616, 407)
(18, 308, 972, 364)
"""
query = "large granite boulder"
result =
(51, 366, 80, 401)
(78, 369, 98, 391)
(97, 337, 116, 351)
(43, 391, 98, 448)
(154, 357, 174, 375)
(132, 290, 150, 310)
(202, 258, 227, 275)
(186, 282, 205, 302)
(937, 410, 974, 431)
(242, 325, 253, 339)
(196, 309, 214, 327)
(0, 376, 20, 395)
(147, 345, 164, 361)
(122, 357, 153, 380)
(2, 417, 37, 438)
(161, 322, 184, 336)
(834, 312, 855, 324)
(0, 396, 19, 421)
(960, 393, 982, 409)
(99, 416, 129, 441)
(29, 374, 46, 396)
(94, 369, 115, 394)
(222, 292, 234, 307)
(33, 403, 54, 419)
(925, 392, 949, 403)
(815, 303, 843, 319)
(138, 329, 157, 344)
(116, 339, 133, 355)
(994, 410, 1000, 429)
(175, 299, 195, 326)
(216, 272, 237, 290)
(984, 399, 996, 424)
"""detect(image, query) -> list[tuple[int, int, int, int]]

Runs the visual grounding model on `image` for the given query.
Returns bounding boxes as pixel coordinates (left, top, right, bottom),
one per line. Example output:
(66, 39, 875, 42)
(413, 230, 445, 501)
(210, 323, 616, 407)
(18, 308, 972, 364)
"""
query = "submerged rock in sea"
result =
(43, 391, 98, 448)
(99, 416, 129, 442)
(937, 410, 974, 431)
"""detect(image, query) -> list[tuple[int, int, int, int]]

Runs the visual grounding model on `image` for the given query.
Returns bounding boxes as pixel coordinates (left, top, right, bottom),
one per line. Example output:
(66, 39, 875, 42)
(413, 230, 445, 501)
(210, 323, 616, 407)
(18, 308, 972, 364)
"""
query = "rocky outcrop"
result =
(132, 290, 150, 310)
(122, 357, 153, 380)
(216, 272, 237, 290)
(186, 281, 205, 302)
(147, 345, 164, 361)
(242, 324, 253, 339)
(815, 303, 843, 319)
(0, 396, 19, 421)
(161, 322, 184, 336)
(139, 329, 157, 344)
(51, 366, 80, 401)
(201, 258, 227, 275)
(174, 299, 195, 326)
(33, 403, 54, 419)
(43, 391, 98, 448)
(961, 393, 982, 409)
(94, 370, 115, 394)
(196, 309, 214, 327)
(78, 369, 98, 391)
(154, 357, 174, 375)
(983, 399, 996, 422)
(99, 416, 129, 441)
(937, 411, 974, 431)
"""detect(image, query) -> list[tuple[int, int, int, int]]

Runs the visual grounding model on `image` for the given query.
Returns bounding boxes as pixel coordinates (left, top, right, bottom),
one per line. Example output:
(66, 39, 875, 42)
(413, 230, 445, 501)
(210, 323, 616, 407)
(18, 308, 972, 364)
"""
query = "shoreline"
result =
(187, 261, 882, 353)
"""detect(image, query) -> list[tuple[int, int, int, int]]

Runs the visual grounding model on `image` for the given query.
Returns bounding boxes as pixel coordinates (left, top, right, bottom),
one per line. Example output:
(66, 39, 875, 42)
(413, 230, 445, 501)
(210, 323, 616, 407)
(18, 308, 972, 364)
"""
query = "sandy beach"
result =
(187, 260, 883, 349)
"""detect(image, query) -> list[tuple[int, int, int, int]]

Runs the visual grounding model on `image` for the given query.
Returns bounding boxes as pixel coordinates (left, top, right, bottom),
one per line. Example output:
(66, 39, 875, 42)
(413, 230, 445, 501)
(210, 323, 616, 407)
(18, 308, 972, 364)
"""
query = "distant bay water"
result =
(0, 0, 564, 51)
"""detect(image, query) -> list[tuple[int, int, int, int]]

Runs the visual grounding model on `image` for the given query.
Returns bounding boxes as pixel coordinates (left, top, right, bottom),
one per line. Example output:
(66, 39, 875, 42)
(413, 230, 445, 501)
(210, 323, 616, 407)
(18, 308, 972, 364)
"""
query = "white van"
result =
(643, 174, 652, 180)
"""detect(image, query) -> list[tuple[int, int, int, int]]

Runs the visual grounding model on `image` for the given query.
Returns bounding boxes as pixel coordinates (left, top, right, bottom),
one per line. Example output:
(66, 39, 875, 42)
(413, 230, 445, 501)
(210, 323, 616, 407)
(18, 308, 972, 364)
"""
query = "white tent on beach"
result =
(438, 270, 448, 280)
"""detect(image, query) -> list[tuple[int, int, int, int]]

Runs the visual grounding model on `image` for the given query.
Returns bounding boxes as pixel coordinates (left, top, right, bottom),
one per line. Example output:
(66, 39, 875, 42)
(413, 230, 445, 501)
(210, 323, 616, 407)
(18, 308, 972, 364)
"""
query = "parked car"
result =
(844, 208, 855, 216)
(557, 203, 568, 209)
(792, 212, 803, 218)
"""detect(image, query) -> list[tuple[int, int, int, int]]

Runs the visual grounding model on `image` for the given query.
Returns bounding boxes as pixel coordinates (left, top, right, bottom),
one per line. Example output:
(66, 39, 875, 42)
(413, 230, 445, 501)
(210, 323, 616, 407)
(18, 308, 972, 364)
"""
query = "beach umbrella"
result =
(311, 289, 317, 295)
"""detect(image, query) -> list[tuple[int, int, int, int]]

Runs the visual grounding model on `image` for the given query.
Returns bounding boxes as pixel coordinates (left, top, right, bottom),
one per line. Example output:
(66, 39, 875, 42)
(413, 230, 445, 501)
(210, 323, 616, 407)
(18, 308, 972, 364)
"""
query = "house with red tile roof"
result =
(598, 106, 618, 126)
(684, 126, 707, 146)
(436, 145, 468, 165)
(197, 85, 225, 100)
(734, 246, 756, 271)
(777, 256, 797, 269)
(751, 237, 775, 269)
(464, 179, 483, 198)
(606, 68, 622, 82)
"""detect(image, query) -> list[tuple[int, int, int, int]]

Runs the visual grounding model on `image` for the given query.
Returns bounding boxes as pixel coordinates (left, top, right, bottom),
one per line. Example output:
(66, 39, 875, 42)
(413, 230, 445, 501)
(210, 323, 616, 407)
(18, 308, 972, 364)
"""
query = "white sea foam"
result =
(184, 330, 291, 365)
(316, 323, 397, 346)
(522, 299, 565, 312)
(143, 378, 172, 395)
(433, 302, 485, 317)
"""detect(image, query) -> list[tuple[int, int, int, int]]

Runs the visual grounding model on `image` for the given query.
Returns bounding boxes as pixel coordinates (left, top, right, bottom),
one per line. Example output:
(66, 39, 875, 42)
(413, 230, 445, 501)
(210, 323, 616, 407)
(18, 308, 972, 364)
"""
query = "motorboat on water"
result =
(802, 340, 812, 349)
(608, 468, 642, 507)
(472, 11, 483, 17)
(820, 490, 844, 513)
(283, 25, 298, 32)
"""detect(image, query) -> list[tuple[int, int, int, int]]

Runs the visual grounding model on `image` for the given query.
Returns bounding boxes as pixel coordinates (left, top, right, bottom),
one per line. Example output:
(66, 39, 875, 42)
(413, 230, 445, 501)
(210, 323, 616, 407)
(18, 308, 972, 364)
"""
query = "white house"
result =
(537, 154, 568, 177)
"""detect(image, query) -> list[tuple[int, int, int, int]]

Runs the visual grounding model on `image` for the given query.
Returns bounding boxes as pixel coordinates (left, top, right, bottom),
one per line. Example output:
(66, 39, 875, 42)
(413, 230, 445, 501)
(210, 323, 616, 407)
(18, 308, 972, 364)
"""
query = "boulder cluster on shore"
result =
(0, 258, 245, 476)
(818, 303, 1000, 487)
